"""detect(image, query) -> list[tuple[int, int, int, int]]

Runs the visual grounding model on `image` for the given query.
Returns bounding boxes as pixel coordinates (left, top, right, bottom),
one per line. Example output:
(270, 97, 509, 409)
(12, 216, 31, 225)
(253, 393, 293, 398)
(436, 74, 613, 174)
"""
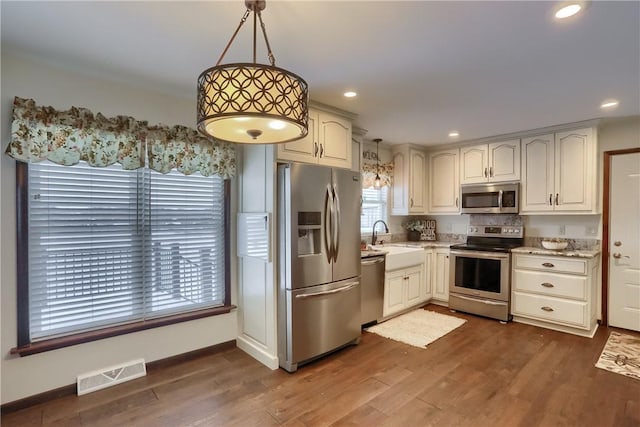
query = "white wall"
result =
(1, 54, 238, 404)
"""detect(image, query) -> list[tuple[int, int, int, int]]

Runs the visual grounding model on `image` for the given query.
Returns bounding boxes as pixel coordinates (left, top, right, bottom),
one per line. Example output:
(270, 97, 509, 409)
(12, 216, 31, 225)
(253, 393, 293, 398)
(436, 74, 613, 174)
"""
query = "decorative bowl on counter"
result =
(541, 239, 568, 250)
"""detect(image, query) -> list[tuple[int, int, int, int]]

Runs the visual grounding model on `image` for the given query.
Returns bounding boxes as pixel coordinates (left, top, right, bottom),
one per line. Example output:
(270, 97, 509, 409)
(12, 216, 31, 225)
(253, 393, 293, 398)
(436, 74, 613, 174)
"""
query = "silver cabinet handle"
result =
(295, 282, 359, 299)
(541, 282, 554, 288)
(541, 306, 554, 312)
(542, 262, 555, 268)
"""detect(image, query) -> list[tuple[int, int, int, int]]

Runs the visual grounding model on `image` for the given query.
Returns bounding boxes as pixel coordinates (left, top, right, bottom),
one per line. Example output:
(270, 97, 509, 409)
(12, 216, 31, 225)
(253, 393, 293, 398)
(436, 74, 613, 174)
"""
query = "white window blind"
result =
(27, 161, 225, 341)
(361, 186, 388, 232)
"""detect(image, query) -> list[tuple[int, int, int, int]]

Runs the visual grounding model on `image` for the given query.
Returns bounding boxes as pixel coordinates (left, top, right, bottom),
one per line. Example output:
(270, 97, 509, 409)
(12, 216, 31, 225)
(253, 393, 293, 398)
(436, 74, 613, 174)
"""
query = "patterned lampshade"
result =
(197, 63, 308, 144)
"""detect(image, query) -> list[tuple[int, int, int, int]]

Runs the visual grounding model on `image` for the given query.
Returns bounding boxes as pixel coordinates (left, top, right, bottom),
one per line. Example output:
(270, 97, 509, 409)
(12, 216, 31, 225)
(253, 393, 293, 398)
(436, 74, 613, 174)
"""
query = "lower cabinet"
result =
(432, 248, 450, 303)
(383, 264, 424, 318)
(511, 253, 598, 337)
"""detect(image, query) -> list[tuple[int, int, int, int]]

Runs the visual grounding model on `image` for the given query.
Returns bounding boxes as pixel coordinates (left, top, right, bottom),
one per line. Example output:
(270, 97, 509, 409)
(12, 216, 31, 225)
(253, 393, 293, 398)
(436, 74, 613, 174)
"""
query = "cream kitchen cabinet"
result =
(520, 128, 597, 213)
(431, 248, 450, 303)
(511, 253, 598, 337)
(460, 140, 520, 184)
(422, 249, 434, 301)
(276, 110, 352, 169)
(391, 145, 427, 215)
(428, 149, 459, 214)
(382, 264, 424, 318)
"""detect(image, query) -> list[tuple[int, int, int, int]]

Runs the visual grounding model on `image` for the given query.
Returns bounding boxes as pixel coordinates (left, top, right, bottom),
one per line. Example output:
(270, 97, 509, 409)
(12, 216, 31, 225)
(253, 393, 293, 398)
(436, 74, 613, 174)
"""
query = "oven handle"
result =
(450, 249, 510, 260)
(453, 294, 508, 306)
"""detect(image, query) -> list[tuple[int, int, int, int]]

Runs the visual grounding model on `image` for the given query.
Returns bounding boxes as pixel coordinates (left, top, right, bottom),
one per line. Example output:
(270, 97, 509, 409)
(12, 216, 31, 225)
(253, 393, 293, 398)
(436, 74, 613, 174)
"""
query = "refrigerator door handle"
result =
(332, 184, 341, 262)
(294, 282, 359, 299)
(324, 185, 333, 263)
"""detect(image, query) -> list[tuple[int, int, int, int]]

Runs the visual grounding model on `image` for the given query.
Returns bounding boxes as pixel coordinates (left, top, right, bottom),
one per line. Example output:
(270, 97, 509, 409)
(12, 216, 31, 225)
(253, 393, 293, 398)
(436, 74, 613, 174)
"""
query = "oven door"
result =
(449, 249, 511, 302)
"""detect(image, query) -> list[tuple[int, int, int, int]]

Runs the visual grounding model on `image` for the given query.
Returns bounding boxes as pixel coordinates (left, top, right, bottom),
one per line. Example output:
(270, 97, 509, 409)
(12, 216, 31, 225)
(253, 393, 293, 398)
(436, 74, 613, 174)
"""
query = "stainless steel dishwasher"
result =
(361, 254, 385, 325)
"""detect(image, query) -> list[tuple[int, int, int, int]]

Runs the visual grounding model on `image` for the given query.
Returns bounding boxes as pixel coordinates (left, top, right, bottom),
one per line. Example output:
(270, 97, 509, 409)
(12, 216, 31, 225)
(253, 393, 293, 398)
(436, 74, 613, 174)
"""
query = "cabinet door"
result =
(405, 267, 423, 306)
(383, 271, 406, 317)
(409, 149, 426, 213)
(276, 111, 319, 163)
(521, 134, 554, 212)
(433, 249, 450, 301)
(554, 128, 594, 211)
(460, 145, 488, 184)
(318, 113, 352, 169)
(489, 139, 520, 182)
(391, 150, 408, 215)
(429, 149, 460, 213)
(422, 249, 434, 300)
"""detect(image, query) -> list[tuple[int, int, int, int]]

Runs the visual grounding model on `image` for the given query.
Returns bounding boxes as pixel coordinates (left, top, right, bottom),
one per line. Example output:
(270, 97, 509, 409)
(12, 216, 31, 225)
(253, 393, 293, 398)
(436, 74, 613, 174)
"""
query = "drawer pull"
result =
(541, 282, 554, 288)
(541, 306, 554, 312)
(542, 262, 555, 268)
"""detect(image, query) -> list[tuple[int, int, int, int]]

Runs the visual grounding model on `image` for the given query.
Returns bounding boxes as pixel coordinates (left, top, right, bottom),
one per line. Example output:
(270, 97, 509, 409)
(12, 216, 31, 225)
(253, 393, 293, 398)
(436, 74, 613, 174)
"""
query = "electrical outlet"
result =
(558, 225, 566, 235)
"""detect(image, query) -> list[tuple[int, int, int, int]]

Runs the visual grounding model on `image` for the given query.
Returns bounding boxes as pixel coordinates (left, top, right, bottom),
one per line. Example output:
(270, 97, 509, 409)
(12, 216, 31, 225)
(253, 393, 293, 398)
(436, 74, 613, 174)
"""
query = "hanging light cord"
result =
(215, 5, 276, 67)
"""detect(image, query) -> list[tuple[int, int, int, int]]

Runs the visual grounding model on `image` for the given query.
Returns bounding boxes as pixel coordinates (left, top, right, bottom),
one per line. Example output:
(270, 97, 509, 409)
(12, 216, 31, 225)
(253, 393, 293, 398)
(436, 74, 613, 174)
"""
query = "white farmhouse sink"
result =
(372, 245, 424, 271)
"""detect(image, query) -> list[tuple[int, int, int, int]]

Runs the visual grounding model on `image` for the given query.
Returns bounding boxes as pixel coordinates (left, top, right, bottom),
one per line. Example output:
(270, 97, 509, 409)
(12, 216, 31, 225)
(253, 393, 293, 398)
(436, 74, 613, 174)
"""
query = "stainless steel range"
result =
(448, 224, 523, 321)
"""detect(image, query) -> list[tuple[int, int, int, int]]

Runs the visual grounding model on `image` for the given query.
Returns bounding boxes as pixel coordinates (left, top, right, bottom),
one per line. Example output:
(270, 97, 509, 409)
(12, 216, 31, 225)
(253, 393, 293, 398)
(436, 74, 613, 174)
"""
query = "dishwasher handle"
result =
(361, 258, 385, 265)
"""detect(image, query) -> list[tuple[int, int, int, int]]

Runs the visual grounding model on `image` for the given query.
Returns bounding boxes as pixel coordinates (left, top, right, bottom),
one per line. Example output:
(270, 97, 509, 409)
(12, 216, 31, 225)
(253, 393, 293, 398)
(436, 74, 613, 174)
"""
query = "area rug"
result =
(365, 309, 466, 348)
(595, 331, 640, 380)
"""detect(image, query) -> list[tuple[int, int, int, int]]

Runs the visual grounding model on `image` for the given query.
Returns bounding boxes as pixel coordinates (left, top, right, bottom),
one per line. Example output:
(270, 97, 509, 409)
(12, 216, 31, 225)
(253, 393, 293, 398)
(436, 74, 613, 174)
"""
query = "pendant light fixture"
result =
(197, 0, 309, 144)
(373, 138, 382, 189)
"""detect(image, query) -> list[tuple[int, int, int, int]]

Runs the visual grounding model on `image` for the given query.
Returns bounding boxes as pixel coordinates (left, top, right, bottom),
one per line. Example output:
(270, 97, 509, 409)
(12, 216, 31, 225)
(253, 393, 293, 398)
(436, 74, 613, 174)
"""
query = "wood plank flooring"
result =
(3, 304, 640, 426)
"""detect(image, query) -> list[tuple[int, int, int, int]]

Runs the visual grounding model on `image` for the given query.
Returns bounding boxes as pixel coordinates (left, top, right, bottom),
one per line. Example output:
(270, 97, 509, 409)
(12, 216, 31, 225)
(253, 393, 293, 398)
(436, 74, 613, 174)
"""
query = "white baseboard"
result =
(236, 335, 279, 370)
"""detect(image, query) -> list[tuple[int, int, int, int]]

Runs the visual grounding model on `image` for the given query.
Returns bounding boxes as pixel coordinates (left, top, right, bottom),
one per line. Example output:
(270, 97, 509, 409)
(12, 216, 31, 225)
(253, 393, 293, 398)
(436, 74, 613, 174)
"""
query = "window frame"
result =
(13, 162, 233, 357)
(360, 186, 389, 233)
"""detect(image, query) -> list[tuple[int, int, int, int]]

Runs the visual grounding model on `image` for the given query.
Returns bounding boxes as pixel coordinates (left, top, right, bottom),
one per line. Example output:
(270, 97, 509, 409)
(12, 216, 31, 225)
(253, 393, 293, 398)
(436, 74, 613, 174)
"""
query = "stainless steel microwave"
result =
(460, 182, 519, 214)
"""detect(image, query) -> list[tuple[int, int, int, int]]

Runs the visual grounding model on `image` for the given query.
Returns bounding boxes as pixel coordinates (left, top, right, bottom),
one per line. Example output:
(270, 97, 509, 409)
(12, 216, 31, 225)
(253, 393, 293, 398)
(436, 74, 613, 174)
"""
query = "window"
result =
(361, 186, 388, 233)
(16, 161, 230, 352)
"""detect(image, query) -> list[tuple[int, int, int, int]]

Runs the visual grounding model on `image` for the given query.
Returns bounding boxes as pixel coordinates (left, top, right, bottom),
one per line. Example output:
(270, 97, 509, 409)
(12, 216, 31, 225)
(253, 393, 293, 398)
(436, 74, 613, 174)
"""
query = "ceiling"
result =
(2, 1, 639, 146)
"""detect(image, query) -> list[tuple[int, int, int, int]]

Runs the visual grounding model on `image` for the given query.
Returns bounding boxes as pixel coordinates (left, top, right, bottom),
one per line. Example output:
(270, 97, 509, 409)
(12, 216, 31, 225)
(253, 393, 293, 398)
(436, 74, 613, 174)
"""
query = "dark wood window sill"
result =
(10, 305, 236, 357)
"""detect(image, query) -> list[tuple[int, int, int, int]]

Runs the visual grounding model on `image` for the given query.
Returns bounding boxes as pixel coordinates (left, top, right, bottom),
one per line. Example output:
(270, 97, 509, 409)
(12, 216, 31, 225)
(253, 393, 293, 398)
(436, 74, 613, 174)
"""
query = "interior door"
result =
(608, 151, 640, 331)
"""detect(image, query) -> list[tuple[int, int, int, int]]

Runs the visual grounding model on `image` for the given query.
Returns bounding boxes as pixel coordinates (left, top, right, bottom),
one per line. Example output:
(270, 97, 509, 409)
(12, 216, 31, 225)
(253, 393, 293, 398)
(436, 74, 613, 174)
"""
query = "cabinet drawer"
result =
(512, 292, 589, 328)
(513, 269, 587, 300)
(514, 254, 587, 275)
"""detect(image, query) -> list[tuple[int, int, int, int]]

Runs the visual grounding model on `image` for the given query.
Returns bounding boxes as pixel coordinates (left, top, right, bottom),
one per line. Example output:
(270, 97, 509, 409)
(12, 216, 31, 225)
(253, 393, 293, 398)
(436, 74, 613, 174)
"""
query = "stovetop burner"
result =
(451, 224, 524, 253)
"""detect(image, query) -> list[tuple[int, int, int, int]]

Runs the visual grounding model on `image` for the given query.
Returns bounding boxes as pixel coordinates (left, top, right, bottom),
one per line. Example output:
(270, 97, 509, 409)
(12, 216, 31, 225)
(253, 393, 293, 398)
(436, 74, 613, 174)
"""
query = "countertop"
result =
(361, 241, 456, 258)
(512, 246, 601, 259)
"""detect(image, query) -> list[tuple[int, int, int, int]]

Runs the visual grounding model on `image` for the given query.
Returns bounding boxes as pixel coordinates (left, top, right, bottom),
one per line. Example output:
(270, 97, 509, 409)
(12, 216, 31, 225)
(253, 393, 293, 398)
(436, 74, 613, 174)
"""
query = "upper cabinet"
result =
(460, 140, 520, 184)
(428, 149, 460, 214)
(521, 127, 597, 214)
(277, 109, 353, 169)
(391, 145, 426, 215)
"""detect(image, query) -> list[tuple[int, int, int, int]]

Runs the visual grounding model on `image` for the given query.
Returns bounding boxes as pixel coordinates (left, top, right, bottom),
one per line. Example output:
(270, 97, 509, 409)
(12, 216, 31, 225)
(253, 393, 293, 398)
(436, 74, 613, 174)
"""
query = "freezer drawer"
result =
(279, 278, 361, 372)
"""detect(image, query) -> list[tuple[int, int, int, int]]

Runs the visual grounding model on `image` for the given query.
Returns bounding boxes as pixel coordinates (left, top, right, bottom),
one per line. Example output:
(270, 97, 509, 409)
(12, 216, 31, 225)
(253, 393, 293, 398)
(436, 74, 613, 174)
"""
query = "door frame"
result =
(601, 147, 640, 325)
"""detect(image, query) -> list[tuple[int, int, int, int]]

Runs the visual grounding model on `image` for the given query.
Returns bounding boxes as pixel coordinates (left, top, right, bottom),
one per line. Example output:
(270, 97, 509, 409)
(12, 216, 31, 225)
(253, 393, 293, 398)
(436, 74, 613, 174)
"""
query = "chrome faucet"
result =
(371, 220, 389, 246)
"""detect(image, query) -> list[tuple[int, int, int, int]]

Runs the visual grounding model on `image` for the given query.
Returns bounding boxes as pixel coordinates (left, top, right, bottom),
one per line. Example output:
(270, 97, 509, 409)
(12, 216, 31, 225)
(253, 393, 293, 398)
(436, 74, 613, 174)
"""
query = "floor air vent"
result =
(77, 358, 146, 396)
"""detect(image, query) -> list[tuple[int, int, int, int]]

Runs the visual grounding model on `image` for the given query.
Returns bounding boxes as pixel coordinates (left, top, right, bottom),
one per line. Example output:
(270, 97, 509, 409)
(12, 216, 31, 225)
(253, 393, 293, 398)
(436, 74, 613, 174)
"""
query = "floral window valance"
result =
(361, 161, 393, 189)
(4, 97, 236, 179)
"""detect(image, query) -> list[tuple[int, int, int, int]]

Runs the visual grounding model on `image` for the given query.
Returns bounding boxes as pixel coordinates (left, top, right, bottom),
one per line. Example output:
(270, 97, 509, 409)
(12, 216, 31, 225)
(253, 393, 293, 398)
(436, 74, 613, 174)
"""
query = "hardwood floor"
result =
(3, 304, 639, 427)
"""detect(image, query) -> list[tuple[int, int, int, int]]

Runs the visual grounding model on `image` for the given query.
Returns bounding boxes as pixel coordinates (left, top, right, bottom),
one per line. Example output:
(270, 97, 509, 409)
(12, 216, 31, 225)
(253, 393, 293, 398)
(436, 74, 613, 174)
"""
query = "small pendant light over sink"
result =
(373, 138, 382, 189)
(197, 0, 309, 144)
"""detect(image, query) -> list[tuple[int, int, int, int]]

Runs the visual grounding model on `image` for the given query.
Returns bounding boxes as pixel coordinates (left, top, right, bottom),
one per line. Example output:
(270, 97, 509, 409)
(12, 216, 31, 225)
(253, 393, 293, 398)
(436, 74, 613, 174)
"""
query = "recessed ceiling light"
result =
(343, 91, 357, 98)
(449, 131, 460, 138)
(555, 3, 582, 19)
(600, 99, 619, 109)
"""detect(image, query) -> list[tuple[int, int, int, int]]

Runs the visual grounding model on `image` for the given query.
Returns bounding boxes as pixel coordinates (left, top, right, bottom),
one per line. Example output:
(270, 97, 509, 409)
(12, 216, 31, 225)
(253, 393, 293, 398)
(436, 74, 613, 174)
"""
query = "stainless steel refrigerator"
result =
(277, 163, 361, 372)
